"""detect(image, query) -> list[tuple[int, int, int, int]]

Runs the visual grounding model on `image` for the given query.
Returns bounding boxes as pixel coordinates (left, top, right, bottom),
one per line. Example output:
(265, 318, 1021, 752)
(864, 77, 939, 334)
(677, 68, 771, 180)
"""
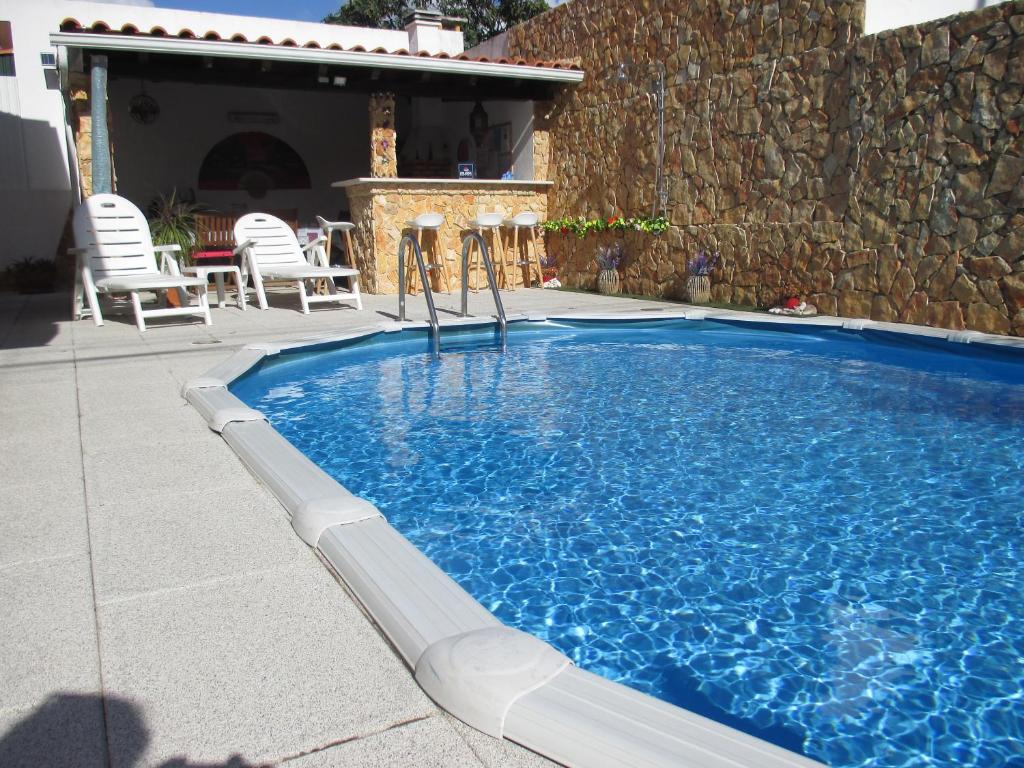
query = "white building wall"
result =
(864, 0, 1009, 35)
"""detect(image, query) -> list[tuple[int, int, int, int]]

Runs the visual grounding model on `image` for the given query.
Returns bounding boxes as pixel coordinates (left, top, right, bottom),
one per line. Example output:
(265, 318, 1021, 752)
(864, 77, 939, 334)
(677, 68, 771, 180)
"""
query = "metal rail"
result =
(460, 232, 508, 351)
(398, 234, 440, 358)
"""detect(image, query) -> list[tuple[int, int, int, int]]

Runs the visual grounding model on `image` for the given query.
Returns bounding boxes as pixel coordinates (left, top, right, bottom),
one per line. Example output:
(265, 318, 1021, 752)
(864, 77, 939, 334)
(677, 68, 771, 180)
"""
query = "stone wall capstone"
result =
(508, 0, 1024, 335)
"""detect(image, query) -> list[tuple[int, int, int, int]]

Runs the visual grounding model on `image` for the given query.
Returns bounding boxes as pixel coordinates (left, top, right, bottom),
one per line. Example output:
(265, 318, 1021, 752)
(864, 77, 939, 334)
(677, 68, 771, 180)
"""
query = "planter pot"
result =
(597, 268, 621, 295)
(687, 275, 711, 303)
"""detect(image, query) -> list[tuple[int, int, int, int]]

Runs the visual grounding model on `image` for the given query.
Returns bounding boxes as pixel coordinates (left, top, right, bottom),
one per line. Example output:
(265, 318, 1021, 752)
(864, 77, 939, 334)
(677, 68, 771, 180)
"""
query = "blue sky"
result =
(151, 0, 342, 23)
(144, 0, 565, 23)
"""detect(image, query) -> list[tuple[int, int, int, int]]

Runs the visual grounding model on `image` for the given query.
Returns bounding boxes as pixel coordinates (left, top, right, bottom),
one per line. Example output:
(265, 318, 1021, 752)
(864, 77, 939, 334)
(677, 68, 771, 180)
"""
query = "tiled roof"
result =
(57, 18, 582, 71)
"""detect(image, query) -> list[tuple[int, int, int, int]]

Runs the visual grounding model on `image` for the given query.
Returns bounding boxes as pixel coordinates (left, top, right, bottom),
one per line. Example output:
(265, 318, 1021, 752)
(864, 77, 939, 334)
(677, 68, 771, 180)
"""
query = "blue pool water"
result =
(232, 321, 1024, 767)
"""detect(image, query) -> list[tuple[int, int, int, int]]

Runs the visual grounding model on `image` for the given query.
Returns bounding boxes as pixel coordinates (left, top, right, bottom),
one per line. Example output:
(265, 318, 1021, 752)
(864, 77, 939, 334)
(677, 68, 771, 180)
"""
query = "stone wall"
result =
(508, 0, 1024, 334)
(369, 93, 398, 178)
(343, 180, 548, 293)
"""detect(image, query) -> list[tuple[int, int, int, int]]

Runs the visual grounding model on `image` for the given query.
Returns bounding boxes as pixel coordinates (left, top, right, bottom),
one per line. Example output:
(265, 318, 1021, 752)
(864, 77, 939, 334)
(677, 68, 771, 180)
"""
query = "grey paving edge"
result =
(180, 308, 1024, 768)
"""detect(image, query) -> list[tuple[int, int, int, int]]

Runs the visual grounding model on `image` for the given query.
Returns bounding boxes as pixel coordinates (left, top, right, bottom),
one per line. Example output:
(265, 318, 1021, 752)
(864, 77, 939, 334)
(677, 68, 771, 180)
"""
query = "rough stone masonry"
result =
(510, 0, 1024, 335)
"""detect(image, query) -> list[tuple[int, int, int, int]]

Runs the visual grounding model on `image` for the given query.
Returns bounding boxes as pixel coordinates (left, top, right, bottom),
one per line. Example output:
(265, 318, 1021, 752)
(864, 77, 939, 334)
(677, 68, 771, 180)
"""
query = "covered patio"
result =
(51, 12, 583, 294)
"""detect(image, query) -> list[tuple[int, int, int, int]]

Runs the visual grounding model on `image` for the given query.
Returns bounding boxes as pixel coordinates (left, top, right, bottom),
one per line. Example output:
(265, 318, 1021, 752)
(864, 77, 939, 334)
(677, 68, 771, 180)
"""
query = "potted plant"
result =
(148, 191, 199, 268)
(686, 250, 719, 304)
(595, 241, 624, 295)
(148, 191, 200, 307)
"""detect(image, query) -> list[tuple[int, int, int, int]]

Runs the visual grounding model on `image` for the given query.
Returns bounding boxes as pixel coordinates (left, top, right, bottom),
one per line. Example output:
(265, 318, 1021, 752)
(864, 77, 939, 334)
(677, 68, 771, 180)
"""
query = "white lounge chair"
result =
(234, 213, 362, 313)
(71, 194, 211, 332)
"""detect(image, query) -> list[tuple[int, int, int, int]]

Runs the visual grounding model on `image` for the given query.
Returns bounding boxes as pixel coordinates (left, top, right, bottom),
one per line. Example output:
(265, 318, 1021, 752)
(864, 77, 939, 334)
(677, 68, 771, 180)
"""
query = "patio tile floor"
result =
(0, 286, 672, 768)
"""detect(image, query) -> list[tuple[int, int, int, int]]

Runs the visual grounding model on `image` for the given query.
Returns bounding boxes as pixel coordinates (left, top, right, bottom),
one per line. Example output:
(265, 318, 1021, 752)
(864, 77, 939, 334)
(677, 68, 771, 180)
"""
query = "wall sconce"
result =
(469, 101, 488, 146)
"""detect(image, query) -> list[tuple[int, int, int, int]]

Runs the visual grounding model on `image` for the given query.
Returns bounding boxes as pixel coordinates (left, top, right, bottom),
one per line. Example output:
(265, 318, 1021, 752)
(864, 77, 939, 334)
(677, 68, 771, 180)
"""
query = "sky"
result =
(127, 0, 565, 24)
(140, 0, 347, 23)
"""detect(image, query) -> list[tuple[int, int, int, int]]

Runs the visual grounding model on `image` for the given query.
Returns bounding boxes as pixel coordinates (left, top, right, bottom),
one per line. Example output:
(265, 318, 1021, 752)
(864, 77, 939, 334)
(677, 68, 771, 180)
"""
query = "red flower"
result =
(560, 227, 569, 234)
(607, 216, 619, 225)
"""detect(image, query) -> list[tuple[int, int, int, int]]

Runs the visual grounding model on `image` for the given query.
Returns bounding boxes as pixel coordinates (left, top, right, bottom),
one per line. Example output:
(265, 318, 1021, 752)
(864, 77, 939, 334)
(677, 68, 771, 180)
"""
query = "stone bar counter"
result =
(333, 178, 551, 294)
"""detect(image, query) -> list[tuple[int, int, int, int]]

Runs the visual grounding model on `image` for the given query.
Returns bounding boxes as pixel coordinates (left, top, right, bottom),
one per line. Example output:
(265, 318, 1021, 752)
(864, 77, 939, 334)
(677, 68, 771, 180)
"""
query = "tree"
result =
(323, 0, 549, 50)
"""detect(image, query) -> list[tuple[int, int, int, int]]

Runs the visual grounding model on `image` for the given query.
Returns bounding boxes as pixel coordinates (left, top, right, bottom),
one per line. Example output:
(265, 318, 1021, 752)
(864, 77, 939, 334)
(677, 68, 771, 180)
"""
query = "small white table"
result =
(182, 265, 246, 310)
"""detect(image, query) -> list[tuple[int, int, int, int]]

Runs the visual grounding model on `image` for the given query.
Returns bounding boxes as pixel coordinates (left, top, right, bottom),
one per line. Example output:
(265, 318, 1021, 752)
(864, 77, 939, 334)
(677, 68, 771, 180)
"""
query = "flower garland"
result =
(542, 215, 670, 238)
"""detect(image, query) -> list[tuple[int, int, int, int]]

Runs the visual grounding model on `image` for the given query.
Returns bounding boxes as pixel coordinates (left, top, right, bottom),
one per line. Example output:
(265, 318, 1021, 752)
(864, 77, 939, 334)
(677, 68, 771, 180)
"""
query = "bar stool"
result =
(316, 216, 357, 295)
(405, 213, 447, 294)
(504, 212, 543, 289)
(465, 212, 507, 291)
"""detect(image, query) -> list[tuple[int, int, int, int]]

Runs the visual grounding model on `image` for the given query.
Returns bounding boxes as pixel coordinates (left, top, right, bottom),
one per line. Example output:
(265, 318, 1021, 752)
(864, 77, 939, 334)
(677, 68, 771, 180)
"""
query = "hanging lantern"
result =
(469, 101, 488, 146)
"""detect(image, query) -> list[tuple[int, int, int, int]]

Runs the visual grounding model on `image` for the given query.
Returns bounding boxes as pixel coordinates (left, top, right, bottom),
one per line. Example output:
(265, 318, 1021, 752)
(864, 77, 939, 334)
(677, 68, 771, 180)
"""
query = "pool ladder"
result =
(397, 233, 507, 357)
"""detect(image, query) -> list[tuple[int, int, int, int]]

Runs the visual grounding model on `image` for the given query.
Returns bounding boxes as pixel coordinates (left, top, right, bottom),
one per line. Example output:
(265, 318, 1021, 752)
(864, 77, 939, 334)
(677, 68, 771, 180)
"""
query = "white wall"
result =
(864, 0, 1008, 35)
(109, 79, 369, 226)
(400, 97, 534, 180)
(0, 0, 77, 266)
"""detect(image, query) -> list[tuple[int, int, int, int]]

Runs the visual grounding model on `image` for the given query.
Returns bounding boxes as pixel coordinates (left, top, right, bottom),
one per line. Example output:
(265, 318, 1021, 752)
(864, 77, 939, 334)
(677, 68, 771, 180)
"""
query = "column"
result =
(369, 92, 397, 178)
(90, 55, 112, 194)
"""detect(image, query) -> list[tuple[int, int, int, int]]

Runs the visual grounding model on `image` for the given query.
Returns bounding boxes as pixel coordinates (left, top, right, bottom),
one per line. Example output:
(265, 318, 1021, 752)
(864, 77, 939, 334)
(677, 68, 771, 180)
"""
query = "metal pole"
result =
(90, 55, 112, 194)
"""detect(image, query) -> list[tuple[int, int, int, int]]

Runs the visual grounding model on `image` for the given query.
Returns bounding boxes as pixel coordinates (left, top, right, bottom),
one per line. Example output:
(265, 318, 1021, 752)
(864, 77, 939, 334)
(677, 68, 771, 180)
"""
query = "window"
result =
(0, 21, 14, 77)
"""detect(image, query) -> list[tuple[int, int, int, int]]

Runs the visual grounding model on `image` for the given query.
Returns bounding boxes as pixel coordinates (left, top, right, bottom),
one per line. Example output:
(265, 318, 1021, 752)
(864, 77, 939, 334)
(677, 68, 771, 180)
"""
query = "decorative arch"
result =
(198, 132, 311, 199)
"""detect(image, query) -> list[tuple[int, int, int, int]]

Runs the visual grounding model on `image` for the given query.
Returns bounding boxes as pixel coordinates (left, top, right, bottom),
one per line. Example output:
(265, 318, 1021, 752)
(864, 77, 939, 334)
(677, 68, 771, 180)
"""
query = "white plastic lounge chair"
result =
(234, 213, 362, 313)
(71, 194, 211, 332)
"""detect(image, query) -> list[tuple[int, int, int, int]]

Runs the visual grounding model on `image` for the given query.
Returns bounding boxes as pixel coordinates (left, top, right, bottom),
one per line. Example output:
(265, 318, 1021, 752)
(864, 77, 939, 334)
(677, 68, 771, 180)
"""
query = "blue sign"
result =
(458, 163, 476, 179)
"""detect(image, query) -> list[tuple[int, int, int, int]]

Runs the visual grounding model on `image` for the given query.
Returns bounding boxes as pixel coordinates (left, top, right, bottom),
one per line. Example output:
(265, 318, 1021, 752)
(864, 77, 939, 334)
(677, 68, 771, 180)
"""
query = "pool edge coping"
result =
(183, 308, 1022, 768)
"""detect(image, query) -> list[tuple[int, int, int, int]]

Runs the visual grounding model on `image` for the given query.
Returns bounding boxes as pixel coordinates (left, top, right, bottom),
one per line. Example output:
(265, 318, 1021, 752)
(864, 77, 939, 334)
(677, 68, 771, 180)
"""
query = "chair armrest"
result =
(233, 239, 255, 258)
(160, 252, 184, 276)
(300, 236, 326, 253)
(153, 244, 182, 253)
(302, 236, 328, 267)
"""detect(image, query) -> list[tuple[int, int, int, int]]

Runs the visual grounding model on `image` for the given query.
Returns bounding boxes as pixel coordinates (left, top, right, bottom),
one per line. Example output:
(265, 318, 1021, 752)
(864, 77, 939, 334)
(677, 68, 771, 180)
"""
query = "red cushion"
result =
(193, 249, 233, 261)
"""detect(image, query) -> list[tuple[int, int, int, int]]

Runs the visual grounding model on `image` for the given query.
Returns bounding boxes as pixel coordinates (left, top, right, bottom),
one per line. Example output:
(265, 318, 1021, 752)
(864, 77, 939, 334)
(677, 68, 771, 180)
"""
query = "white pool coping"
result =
(182, 309, 1023, 768)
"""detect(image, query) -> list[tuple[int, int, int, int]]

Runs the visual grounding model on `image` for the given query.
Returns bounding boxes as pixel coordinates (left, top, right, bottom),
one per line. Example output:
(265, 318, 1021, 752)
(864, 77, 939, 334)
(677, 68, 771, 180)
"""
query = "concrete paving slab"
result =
(0, 478, 88, 567)
(0, 555, 100, 710)
(444, 716, 558, 768)
(284, 715, 484, 768)
(89, 484, 310, 604)
(98, 562, 436, 767)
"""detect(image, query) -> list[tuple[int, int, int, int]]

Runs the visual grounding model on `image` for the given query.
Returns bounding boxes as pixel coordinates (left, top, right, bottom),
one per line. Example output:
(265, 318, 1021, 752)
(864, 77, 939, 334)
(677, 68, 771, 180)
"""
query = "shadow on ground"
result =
(0, 693, 269, 768)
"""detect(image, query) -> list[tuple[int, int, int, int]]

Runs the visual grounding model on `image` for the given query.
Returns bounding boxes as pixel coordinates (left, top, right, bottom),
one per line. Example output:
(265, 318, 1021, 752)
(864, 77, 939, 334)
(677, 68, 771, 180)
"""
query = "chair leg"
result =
(248, 254, 269, 310)
(529, 227, 543, 287)
(510, 227, 520, 290)
(198, 285, 212, 325)
(81, 266, 104, 326)
(297, 279, 310, 314)
(350, 277, 363, 310)
(234, 270, 247, 311)
(493, 228, 508, 289)
(214, 273, 227, 308)
(130, 291, 147, 332)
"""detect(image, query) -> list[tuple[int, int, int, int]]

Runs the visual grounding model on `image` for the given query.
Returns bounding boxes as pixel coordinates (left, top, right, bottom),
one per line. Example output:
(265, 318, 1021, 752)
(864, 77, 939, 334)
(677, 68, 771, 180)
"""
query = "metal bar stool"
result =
(405, 213, 448, 294)
(315, 216, 357, 295)
(465, 212, 507, 291)
(504, 212, 543, 289)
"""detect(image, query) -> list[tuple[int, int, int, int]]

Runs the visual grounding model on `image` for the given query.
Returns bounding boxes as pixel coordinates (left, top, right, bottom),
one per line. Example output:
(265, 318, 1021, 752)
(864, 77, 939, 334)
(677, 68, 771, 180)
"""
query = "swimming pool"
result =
(231, 319, 1024, 767)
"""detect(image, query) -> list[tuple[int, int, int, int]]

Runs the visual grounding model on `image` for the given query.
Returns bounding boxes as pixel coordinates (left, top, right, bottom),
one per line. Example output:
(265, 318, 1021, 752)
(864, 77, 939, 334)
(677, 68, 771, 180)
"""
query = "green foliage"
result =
(323, 0, 408, 30)
(148, 191, 199, 266)
(543, 215, 670, 238)
(323, 0, 549, 49)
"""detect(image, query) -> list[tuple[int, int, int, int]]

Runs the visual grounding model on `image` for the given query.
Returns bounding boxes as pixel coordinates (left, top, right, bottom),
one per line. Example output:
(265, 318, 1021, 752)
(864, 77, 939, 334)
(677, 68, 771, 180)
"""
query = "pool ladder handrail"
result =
(459, 232, 507, 351)
(397, 234, 440, 358)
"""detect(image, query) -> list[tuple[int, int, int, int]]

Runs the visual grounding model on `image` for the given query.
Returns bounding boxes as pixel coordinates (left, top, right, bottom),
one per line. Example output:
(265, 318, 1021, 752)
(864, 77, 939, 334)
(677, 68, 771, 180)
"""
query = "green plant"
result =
(148, 191, 199, 266)
(543, 214, 670, 238)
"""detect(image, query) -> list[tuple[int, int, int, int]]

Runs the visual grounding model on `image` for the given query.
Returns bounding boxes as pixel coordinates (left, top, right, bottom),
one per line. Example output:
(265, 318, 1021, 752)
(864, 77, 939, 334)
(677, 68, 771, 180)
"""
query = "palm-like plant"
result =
(148, 191, 199, 267)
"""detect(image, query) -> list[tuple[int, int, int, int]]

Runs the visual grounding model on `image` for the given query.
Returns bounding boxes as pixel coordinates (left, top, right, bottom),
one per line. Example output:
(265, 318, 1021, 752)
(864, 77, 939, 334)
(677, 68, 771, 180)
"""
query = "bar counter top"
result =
(332, 177, 553, 188)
